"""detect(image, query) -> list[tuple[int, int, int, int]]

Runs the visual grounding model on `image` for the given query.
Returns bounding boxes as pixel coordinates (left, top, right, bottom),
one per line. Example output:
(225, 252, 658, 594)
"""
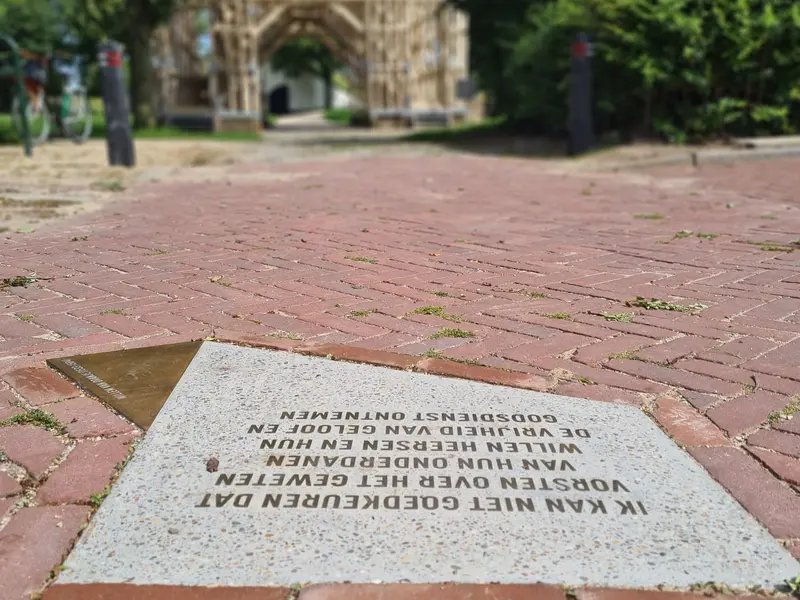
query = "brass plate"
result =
(48, 341, 202, 430)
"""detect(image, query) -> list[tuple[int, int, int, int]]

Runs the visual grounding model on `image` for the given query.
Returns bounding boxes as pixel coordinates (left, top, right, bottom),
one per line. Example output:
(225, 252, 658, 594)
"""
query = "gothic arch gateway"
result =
(153, 0, 470, 132)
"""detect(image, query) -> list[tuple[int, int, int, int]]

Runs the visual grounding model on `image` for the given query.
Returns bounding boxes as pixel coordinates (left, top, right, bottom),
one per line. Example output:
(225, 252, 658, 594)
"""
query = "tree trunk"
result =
(127, 17, 155, 130)
(322, 65, 333, 110)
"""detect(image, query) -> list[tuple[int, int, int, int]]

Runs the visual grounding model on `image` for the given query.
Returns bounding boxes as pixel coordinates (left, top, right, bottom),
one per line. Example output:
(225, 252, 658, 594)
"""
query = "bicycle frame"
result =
(0, 34, 33, 156)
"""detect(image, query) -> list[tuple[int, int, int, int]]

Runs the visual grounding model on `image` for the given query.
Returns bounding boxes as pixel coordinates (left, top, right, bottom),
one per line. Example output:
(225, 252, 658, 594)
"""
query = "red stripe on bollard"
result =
(107, 51, 122, 68)
(572, 41, 587, 59)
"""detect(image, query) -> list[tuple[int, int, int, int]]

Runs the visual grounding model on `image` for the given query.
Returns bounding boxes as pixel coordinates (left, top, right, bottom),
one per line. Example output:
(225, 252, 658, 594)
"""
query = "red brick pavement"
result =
(1, 154, 800, 598)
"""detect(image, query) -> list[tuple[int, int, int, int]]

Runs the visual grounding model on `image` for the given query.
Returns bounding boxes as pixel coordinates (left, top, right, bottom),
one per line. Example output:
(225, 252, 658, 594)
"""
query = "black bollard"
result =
(98, 41, 135, 167)
(567, 33, 594, 156)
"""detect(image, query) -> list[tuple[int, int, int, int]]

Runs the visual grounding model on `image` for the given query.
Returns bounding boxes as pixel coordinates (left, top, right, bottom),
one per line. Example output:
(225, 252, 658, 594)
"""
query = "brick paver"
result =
(1, 152, 800, 597)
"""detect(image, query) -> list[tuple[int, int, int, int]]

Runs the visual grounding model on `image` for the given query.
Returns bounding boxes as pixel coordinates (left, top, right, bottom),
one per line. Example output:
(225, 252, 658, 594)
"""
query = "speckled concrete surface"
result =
(56, 342, 797, 589)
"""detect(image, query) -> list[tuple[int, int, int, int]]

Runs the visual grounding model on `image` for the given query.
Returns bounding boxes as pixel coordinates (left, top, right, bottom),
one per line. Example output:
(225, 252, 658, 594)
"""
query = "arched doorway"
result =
(269, 85, 290, 115)
(155, 1, 471, 131)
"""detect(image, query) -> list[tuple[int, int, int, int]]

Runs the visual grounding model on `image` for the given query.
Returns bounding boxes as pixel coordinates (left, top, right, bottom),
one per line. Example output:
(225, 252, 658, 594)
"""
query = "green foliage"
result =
(464, 0, 800, 140)
(271, 38, 342, 109)
(0, 0, 69, 55)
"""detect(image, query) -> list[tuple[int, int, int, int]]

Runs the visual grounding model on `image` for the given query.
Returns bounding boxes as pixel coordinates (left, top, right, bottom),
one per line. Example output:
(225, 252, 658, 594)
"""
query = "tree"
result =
(0, 0, 70, 55)
(271, 38, 342, 109)
(68, 0, 180, 129)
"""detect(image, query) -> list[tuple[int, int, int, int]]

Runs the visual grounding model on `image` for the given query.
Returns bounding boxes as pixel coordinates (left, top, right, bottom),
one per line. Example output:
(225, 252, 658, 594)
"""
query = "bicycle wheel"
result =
(62, 87, 93, 144)
(12, 90, 51, 146)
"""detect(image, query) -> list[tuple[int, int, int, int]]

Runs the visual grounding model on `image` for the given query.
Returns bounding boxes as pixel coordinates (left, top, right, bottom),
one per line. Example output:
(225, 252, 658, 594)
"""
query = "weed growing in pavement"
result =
(17, 314, 34, 322)
(0, 409, 65, 433)
(429, 290, 449, 297)
(421, 349, 443, 358)
(673, 230, 692, 239)
(609, 350, 641, 361)
(70, 236, 88, 242)
(347, 309, 376, 318)
(746, 240, 794, 252)
(1, 275, 37, 288)
(90, 486, 112, 506)
(634, 213, 665, 220)
(546, 313, 571, 320)
(783, 573, 800, 596)
(759, 243, 793, 252)
(601, 313, 634, 323)
(696, 232, 719, 239)
(101, 308, 125, 315)
(420, 348, 481, 365)
(767, 396, 800, 424)
(347, 256, 377, 264)
(410, 305, 462, 322)
(626, 297, 707, 312)
(430, 328, 475, 339)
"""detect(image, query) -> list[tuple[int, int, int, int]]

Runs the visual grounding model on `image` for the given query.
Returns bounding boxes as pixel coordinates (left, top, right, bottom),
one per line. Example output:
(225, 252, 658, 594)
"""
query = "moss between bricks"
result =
(420, 348, 481, 365)
(429, 328, 475, 339)
(410, 305, 463, 322)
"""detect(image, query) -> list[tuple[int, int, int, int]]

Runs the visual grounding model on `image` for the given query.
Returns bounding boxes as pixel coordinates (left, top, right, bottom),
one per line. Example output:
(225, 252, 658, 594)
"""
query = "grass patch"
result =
(429, 290, 449, 297)
(524, 291, 547, 299)
(71, 236, 88, 242)
(348, 309, 376, 318)
(324, 108, 352, 125)
(0, 110, 261, 147)
(601, 313, 634, 323)
(430, 328, 475, 339)
(696, 232, 719, 239)
(347, 256, 378, 264)
(91, 179, 125, 193)
(410, 305, 462, 322)
(17, 314, 34, 322)
(546, 312, 571, 320)
(403, 116, 508, 143)
(673, 230, 692, 239)
(634, 213, 665, 220)
(0, 409, 65, 433)
(101, 308, 125, 315)
(134, 127, 260, 142)
(625, 297, 707, 312)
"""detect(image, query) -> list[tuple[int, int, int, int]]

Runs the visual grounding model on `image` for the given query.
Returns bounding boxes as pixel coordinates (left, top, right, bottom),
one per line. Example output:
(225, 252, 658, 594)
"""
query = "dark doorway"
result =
(269, 85, 290, 115)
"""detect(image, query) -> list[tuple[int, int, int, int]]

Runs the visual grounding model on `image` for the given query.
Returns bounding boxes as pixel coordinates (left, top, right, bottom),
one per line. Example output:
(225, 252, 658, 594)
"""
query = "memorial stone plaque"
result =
(48, 341, 202, 429)
(57, 342, 797, 590)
